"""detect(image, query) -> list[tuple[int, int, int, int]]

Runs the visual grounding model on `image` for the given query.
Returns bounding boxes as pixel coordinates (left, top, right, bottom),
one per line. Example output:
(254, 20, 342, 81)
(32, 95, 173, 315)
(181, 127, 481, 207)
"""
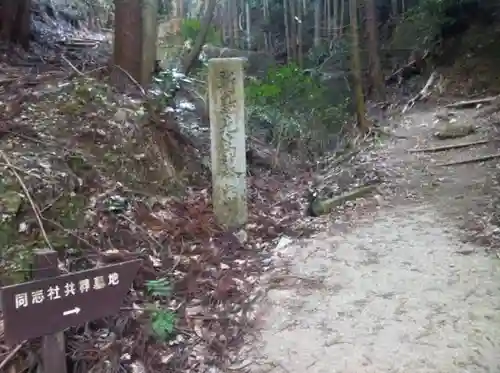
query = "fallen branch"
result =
(329, 149, 360, 169)
(0, 342, 25, 370)
(402, 71, 438, 114)
(408, 139, 494, 153)
(474, 96, 500, 118)
(0, 150, 54, 252)
(436, 152, 500, 167)
(372, 127, 409, 139)
(113, 65, 146, 96)
(61, 55, 84, 76)
(444, 95, 499, 109)
(385, 50, 430, 85)
(308, 184, 378, 216)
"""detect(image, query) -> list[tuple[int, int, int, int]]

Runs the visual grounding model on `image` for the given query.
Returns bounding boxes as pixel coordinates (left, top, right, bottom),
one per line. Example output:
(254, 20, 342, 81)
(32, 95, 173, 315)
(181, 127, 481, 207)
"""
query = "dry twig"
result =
(113, 65, 146, 96)
(0, 150, 54, 251)
(61, 55, 84, 76)
(402, 71, 438, 114)
(0, 342, 25, 370)
(436, 152, 500, 167)
(445, 95, 499, 109)
(409, 139, 494, 153)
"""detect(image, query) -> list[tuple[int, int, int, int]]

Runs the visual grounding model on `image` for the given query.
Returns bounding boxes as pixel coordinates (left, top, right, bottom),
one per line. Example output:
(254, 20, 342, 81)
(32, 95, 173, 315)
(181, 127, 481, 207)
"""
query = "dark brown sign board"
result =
(1, 259, 141, 346)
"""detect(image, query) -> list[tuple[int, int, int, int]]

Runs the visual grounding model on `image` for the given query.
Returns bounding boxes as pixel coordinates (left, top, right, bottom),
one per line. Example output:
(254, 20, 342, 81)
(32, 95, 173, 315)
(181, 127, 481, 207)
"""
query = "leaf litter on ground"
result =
(0, 61, 333, 373)
(0, 17, 401, 372)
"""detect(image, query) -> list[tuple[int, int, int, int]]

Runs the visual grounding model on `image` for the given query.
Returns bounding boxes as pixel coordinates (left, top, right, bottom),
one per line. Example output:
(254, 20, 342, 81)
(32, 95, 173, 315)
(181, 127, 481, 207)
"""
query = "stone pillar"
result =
(208, 58, 248, 228)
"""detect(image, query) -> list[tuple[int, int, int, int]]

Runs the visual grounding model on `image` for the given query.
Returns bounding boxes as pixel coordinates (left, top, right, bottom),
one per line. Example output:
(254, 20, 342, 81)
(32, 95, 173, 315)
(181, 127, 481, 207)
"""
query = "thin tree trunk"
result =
(289, 0, 297, 60)
(339, 0, 345, 38)
(391, 0, 398, 16)
(263, 0, 270, 51)
(226, 1, 234, 46)
(182, 0, 217, 75)
(314, 0, 321, 46)
(349, 0, 369, 132)
(297, 0, 303, 66)
(332, 0, 339, 38)
(178, 0, 184, 18)
(326, 0, 332, 39)
(245, 0, 251, 48)
(366, 0, 384, 99)
(283, 0, 292, 62)
(231, 1, 239, 48)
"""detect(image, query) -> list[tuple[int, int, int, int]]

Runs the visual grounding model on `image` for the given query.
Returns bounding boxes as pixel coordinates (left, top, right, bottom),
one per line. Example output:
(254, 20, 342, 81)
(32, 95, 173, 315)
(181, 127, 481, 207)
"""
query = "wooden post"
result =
(32, 249, 67, 373)
(208, 58, 248, 228)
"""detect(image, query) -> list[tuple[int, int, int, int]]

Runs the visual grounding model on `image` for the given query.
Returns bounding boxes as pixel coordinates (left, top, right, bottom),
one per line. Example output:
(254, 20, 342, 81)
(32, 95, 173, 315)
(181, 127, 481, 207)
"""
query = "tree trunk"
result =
(349, 0, 369, 132)
(112, 0, 157, 89)
(339, 0, 345, 38)
(391, 0, 398, 15)
(283, 0, 292, 62)
(314, 0, 321, 47)
(112, 0, 142, 90)
(263, 0, 270, 51)
(332, 0, 339, 38)
(178, 0, 184, 19)
(0, 0, 31, 49)
(366, 0, 384, 99)
(297, 0, 303, 66)
(245, 0, 251, 49)
(326, 0, 332, 39)
(289, 0, 297, 60)
(231, 0, 239, 48)
(224, 0, 233, 46)
(182, 0, 217, 76)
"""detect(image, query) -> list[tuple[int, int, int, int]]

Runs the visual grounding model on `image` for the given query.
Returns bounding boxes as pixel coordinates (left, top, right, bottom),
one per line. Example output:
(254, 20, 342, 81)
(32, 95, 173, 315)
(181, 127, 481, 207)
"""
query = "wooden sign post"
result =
(0, 249, 141, 373)
(33, 249, 67, 373)
(208, 57, 248, 228)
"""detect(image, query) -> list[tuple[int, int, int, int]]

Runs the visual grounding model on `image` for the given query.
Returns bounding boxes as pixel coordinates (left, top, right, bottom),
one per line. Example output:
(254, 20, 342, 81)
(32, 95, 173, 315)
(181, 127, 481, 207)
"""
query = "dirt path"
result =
(246, 108, 500, 373)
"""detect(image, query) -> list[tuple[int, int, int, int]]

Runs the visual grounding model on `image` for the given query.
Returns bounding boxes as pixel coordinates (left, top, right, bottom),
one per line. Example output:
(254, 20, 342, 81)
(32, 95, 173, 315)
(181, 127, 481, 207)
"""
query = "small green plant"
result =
(150, 308, 176, 340)
(146, 278, 172, 297)
(145, 278, 176, 341)
(245, 63, 350, 158)
(180, 18, 221, 45)
(246, 64, 324, 108)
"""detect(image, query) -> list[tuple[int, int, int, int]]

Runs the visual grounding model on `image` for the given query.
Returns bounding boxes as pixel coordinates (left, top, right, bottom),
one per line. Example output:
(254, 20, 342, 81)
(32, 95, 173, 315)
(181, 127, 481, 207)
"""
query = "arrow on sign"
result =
(63, 307, 81, 316)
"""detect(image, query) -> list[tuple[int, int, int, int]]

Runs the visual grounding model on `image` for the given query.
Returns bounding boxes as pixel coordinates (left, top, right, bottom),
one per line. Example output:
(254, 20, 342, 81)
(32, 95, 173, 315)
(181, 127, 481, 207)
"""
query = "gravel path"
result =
(248, 109, 500, 373)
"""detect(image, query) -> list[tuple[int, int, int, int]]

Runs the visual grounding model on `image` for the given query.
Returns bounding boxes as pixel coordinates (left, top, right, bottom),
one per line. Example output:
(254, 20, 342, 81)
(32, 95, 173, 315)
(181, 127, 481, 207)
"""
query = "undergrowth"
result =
(246, 63, 350, 159)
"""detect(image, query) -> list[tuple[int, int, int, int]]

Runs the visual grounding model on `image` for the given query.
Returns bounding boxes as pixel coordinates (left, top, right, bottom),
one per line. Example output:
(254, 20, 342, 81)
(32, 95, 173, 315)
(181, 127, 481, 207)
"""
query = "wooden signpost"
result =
(0, 249, 141, 373)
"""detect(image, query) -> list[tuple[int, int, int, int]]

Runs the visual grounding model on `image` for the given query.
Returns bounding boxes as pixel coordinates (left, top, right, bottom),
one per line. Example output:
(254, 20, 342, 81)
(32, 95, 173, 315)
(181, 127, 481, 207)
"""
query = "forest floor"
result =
(243, 106, 500, 373)
(3, 12, 500, 371)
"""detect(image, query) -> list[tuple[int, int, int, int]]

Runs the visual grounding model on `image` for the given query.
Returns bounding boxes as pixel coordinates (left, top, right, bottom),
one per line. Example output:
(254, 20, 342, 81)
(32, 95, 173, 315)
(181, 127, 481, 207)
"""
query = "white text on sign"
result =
(14, 272, 120, 309)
